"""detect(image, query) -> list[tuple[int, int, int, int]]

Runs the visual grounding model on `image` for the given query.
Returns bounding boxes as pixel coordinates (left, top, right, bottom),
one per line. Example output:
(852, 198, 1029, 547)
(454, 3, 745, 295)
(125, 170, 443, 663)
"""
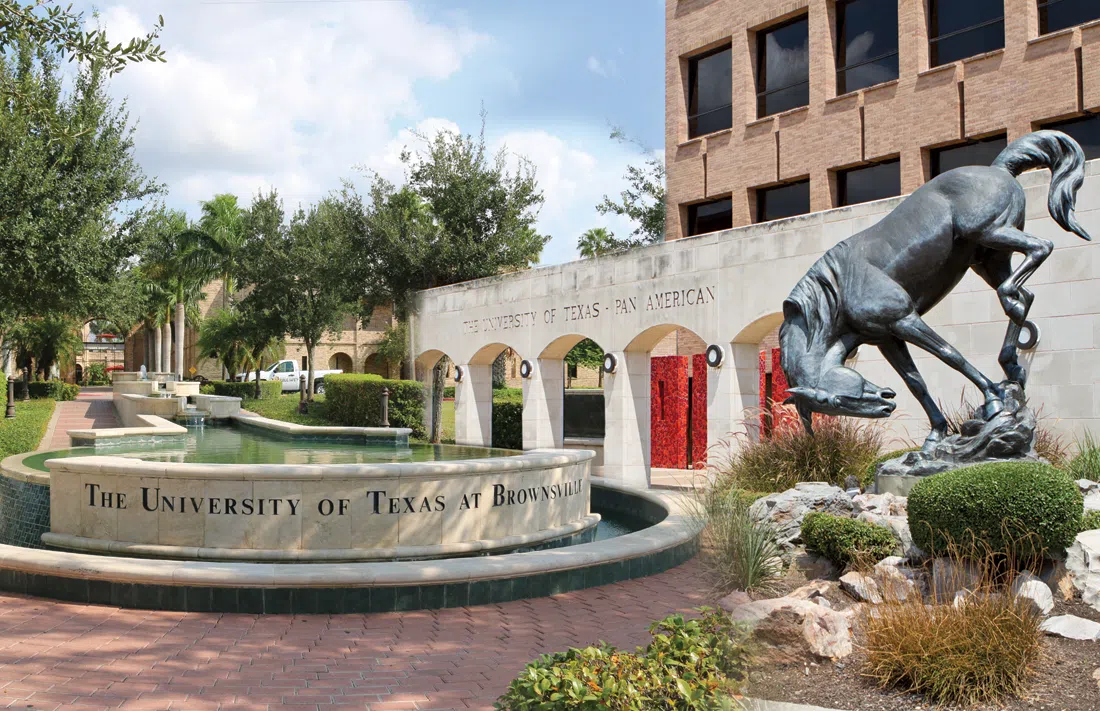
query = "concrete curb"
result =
(35, 399, 63, 453)
(741, 698, 850, 711)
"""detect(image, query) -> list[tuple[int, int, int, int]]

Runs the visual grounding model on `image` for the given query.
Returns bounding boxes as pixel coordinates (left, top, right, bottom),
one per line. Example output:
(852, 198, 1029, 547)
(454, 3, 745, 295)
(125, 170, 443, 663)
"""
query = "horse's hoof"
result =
(980, 399, 1004, 420)
(920, 430, 945, 453)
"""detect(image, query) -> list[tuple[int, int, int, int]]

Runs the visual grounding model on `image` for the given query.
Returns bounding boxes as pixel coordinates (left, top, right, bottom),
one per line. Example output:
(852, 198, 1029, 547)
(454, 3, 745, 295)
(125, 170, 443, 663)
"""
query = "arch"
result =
(415, 349, 449, 370)
(363, 352, 389, 377)
(733, 311, 785, 344)
(328, 352, 353, 372)
(539, 334, 590, 360)
(624, 323, 708, 354)
(469, 342, 513, 366)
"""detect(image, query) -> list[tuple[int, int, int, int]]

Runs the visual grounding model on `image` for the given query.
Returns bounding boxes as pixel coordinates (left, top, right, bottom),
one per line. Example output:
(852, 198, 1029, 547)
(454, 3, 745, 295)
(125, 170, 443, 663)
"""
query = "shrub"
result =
(27, 381, 79, 401)
(0, 399, 56, 460)
(443, 386, 455, 399)
(325, 373, 426, 438)
(713, 413, 884, 493)
(861, 548, 1042, 706)
(492, 389, 523, 450)
(691, 483, 783, 593)
(495, 609, 750, 711)
(1067, 431, 1100, 480)
(201, 380, 282, 400)
(83, 362, 110, 386)
(801, 512, 897, 569)
(1082, 509, 1100, 533)
(908, 461, 1083, 559)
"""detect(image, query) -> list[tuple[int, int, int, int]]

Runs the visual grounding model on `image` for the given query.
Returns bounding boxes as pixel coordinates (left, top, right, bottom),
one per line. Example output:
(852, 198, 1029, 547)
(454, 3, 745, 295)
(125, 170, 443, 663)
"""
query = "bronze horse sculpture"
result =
(780, 130, 1092, 450)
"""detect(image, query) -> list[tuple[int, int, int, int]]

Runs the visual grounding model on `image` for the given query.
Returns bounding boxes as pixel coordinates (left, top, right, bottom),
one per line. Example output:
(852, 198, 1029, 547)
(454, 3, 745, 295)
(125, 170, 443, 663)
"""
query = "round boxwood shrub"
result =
(908, 461, 1083, 559)
(801, 512, 897, 568)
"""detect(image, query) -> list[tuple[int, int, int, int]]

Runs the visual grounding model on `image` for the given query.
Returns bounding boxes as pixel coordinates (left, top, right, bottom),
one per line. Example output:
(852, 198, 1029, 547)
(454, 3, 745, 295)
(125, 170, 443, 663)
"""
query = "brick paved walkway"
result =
(0, 560, 713, 711)
(47, 389, 119, 450)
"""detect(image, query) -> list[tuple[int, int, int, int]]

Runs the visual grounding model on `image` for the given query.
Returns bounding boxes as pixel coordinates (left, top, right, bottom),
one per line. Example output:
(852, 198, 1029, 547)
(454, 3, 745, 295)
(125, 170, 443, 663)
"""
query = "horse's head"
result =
(786, 366, 897, 419)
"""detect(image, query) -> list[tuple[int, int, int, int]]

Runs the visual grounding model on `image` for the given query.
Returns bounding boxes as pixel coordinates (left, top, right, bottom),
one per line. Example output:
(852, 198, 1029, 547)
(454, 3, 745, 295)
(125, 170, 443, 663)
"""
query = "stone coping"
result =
(0, 481, 697, 589)
(46, 447, 591, 482)
(68, 414, 187, 447)
(42, 513, 602, 562)
(2, 452, 51, 486)
(233, 412, 412, 441)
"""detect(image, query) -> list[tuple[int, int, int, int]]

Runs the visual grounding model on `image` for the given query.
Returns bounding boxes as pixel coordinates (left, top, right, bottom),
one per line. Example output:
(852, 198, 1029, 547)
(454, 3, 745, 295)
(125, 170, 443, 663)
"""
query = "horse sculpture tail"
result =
(992, 129, 1092, 242)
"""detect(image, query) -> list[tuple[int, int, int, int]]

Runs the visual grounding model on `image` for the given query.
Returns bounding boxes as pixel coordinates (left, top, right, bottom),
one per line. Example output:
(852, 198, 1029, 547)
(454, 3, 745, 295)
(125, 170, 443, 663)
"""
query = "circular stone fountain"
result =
(0, 380, 699, 613)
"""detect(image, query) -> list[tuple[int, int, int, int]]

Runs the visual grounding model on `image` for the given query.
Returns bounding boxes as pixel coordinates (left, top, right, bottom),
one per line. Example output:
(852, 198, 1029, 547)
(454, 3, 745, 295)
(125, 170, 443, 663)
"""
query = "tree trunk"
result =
(307, 342, 316, 400)
(492, 351, 507, 389)
(175, 301, 185, 380)
(598, 367, 604, 388)
(430, 357, 446, 443)
(161, 321, 171, 375)
(154, 324, 163, 372)
(255, 365, 262, 400)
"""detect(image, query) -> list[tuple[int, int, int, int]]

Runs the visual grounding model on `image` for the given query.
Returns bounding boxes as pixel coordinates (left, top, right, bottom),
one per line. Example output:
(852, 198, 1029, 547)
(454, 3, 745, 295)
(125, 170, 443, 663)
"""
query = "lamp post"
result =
(298, 373, 307, 414)
(21, 366, 29, 401)
(5, 377, 14, 419)
(381, 386, 390, 427)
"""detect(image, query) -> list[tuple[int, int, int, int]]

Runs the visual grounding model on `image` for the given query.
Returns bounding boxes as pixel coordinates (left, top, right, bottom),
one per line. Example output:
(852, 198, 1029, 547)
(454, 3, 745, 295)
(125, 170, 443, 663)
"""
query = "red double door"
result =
(650, 355, 708, 469)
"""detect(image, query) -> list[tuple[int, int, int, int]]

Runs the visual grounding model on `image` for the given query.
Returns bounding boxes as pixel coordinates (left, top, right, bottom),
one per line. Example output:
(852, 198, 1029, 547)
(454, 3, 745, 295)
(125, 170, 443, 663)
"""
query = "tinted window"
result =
(929, 0, 1004, 67)
(1040, 0, 1100, 34)
(757, 16, 810, 117)
(1042, 115, 1100, 160)
(837, 160, 901, 206)
(688, 46, 733, 138)
(756, 181, 811, 222)
(837, 0, 900, 94)
(687, 198, 733, 236)
(930, 135, 1008, 177)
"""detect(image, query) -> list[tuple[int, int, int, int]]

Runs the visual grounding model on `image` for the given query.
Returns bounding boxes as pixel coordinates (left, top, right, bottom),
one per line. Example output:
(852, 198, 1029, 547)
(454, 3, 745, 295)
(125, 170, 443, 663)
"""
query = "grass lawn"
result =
(243, 394, 332, 427)
(0, 399, 57, 460)
(441, 400, 455, 442)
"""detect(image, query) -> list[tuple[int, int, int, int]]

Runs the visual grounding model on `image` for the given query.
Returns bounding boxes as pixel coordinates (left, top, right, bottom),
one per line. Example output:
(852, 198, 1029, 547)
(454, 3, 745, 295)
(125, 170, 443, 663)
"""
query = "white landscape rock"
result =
(1086, 491, 1100, 513)
(1066, 530, 1100, 613)
(1010, 572, 1054, 615)
(749, 482, 854, 549)
(1078, 479, 1099, 494)
(723, 582, 854, 660)
(840, 571, 883, 604)
(1040, 614, 1100, 641)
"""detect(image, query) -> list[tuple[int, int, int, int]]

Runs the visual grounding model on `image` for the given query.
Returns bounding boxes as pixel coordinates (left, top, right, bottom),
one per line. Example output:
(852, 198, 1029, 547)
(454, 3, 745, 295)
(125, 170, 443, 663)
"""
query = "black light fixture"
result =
(601, 352, 617, 374)
(454, 365, 464, 383)
(1017, 321, 1040, 351)
(519, 359, 533, 379)
(705, 344, 725, 368)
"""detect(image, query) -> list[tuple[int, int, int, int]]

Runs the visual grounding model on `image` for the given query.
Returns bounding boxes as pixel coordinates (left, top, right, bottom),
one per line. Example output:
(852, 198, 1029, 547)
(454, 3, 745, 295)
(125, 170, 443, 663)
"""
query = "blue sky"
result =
(79, 0, 666, 265)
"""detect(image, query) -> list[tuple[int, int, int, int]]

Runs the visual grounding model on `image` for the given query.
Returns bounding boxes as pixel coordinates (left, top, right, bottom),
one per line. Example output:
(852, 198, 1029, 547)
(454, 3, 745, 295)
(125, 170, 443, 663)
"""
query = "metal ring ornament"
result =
(454, 365, 464, 383)
(519, 359, 533, 379)
(705, 344, 725, 368)
(1016, 320, 1040, 351)
(601, 353, 617, 374)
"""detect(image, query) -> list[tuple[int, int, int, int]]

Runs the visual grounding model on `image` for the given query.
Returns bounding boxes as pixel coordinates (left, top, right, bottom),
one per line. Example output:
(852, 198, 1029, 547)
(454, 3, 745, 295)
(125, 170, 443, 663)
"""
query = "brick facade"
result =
(666, 0, 1100, 239)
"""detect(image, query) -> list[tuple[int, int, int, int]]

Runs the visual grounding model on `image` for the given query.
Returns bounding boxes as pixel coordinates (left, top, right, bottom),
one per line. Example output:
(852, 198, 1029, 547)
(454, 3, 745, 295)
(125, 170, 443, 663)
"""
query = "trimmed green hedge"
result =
(443, 386, 455, 399)
(325, 373, 426, 438)
(200, 380, 282, 400)
(908, 462, 1084, 559)
(27, 381, 79, 401)
(801, 512, 897, 568)
(492, 389, 523, 450)
(0, 399, 56, 460)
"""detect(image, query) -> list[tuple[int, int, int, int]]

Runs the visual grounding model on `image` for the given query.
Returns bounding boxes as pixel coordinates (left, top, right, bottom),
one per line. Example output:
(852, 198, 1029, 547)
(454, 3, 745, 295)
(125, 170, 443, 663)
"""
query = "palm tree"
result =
(196, 308, 247, 380)
(197, 193, 247, 307)
(577, 227, 622, 259)
(10, 315, 84, 380)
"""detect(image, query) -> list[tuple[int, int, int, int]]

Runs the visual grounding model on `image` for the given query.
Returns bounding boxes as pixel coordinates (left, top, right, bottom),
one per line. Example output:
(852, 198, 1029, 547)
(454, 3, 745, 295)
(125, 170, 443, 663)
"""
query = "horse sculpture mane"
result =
(779, 130, 1091, 450)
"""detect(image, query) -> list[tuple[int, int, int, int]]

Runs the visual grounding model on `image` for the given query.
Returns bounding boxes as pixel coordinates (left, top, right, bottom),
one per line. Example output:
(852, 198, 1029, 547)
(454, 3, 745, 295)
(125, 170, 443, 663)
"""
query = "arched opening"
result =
(328, 352, 353, 373)
(470, 343, 520, 450)
(733, 311, 787, 439)
(415, 349, 457, 444)
(363, 352, 389, 377)
(69, 318, 125, 385)
(538, 334, 608, 472)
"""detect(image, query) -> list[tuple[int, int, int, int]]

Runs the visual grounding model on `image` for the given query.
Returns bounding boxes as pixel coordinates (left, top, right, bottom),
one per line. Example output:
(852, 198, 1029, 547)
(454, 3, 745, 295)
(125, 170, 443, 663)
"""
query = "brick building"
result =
(666, 0, 1100, 239)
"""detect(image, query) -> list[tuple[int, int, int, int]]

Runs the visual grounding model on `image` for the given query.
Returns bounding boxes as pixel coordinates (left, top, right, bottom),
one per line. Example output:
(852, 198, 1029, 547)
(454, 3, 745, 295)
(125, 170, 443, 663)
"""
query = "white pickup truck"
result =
(238, 359, 342, 394)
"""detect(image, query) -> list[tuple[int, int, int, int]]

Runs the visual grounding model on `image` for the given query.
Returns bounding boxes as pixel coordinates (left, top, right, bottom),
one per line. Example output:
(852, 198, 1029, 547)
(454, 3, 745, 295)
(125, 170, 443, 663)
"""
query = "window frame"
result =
(836, 158, 902, 207)
(928, 0, 1005, 67)
(1039, 113, 1100, 160)
(1038, 0, 1100, 35)
(685, 197, 734, 237)
(928, 133, 1008, 178)
(687, 43, 733, 139)
(755, 179, 811, 224)
(756, 14, 811, 118)
(835, 0, 900, 95)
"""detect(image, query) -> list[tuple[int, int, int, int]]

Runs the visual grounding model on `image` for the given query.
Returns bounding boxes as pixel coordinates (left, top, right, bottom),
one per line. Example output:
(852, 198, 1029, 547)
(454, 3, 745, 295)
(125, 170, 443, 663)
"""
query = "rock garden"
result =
(693, 416, 1100, 710)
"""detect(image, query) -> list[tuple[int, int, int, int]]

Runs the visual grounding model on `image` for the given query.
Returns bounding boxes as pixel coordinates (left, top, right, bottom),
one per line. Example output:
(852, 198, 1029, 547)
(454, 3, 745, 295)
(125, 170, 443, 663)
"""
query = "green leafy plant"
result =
(82, 362, 110, 386)
(26, 380, 78, 401)
(1081, 509, 1100, 533)
(324, 373, 425, 438)
(861, 542, 1043, 706)
(908, 461, 1083, 559)
(0, 399, 56, 459)
(495, 609, 750, 711)
(691, 482, 783, 593)
(1067, 431, 1100, 480)
(492, 389, 523, 450)
(201, 380, 281, 401)
(801, 512, 897, 569)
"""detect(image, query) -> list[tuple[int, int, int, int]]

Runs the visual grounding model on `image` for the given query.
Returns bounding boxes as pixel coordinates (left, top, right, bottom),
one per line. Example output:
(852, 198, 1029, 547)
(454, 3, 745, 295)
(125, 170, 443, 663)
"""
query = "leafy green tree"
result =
(375, 321, 408, 375)
(237, 297, 286, 399)
(596, 128, 666, 248)
(0, 1, 165, 140)
(340, 119, 548, 441)
(239, 191, 352, 399)
(0, 37, 161, 331)
(196, 308, 247, 381)
(565, 338, 605, 387)
(197, 193, 247, 307)
(577, 227, 624, 259)
(9, 315, 83, 380)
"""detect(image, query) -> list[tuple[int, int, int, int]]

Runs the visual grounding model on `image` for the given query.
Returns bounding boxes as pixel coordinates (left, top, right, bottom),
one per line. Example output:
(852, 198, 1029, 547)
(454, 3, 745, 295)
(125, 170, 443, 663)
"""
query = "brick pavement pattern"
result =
(0, 560, 712, 711)
(48, 390, 119, 450)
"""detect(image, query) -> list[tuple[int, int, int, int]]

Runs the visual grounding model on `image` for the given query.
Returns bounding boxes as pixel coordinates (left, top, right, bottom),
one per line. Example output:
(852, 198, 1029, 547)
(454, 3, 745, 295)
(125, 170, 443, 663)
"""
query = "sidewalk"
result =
(42, 388, 119, 450)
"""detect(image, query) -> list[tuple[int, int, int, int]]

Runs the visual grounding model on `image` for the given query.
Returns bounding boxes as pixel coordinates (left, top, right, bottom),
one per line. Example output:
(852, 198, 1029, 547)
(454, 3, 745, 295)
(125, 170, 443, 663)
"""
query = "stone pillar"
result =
(603, 351, 650, 488)
(455, 363, 492, 447)
(522, 358, 565, 450)
(707, 343, 762, 453)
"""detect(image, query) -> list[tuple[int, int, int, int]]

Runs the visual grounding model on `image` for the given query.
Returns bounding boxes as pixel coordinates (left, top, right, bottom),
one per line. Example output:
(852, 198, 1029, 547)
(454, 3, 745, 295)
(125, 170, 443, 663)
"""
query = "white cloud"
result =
(586, 56, 619, 78)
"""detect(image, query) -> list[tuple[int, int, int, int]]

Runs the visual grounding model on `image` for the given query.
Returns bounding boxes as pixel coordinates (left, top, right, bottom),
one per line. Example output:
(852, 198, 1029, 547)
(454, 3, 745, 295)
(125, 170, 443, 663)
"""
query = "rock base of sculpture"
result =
(876, 383, 1040, 496)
